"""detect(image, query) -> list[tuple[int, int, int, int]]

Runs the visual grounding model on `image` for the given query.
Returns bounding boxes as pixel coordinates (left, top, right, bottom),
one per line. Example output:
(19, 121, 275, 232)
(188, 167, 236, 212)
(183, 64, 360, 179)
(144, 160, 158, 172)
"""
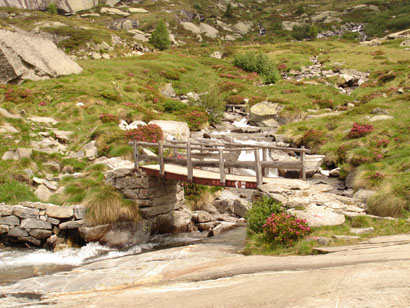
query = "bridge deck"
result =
(141, 163, 281, 189)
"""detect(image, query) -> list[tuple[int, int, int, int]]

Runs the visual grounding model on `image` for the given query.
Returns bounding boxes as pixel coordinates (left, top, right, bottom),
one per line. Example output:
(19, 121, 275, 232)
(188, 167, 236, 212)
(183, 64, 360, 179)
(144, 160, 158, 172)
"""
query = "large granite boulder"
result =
(249, 101, 283, 127)
(149, 120, 190, 141)
(0, 0, 98, 14)
(0, 28, 82, 84)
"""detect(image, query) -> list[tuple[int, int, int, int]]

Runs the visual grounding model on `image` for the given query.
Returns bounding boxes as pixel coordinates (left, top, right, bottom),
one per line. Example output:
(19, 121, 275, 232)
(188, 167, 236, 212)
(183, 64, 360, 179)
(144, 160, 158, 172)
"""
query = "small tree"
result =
(149, 20, 171, 50)
(224, 3, 233, 18)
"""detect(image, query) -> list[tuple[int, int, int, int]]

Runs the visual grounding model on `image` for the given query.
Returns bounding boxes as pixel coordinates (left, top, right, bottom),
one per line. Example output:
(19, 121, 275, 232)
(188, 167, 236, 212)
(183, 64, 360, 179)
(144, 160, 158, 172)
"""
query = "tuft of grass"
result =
(84, 185, 140, 226)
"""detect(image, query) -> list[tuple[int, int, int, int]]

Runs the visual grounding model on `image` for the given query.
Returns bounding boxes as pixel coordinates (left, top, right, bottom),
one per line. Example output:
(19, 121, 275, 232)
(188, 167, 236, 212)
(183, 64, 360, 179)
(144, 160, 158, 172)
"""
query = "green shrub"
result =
(292, 24, 318, 41)
(233, 52, 280, 85)
(191, 85, 225, 124)
(149, 20, 171, 50)
(245, 196, 283, 233)
(47, 3, 58, 14)
(163, 100, 187, 112)
(224, 3, 233, 18)
(263, 212, 311, 247)
(183, 110, 208, 130)
(125, 124, 164, 143)
(342, 32, 360, 41)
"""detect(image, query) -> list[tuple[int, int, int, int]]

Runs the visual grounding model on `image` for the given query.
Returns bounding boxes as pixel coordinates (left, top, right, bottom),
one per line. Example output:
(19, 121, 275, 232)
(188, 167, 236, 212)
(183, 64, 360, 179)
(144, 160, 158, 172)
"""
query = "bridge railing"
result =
(130, 140, 310, 186)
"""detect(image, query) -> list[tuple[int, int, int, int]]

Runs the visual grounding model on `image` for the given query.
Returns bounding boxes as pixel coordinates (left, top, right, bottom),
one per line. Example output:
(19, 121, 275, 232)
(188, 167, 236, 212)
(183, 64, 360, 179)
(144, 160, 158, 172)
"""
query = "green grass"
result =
(244, 215, 410, 256)
(0, 180, 37, 204)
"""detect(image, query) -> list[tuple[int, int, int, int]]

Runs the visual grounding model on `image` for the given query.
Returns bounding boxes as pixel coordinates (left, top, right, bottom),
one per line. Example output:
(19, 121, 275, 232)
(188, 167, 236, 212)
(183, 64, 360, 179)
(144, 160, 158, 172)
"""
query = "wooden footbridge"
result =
(131, 139, 310, 189)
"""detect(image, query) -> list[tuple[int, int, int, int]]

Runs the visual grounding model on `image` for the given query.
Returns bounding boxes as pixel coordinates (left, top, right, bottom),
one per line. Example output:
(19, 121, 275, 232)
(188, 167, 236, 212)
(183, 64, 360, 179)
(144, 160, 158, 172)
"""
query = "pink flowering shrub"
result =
(183, 110, 208, 131)
(376, 139, 390, 147)
(263, 212, 311, 247)
(347, 123, 374, 139)
(125, 124, 163, 143)
(99, 113, 118, 123)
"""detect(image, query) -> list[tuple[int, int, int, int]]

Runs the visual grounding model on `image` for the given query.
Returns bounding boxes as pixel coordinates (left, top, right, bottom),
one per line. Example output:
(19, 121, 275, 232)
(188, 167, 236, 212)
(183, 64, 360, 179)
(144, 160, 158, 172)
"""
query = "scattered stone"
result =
(0, 224, 9, 234)
(233, 199, 250, 218)
(46, 205, 73, 219)
(353, 189, 376, 203)
(29, 229, 52, 240)
(0, 28, 82, 84)
(13, 206, 39, 219)
(369, 115, 394, 122)
(199, 23, 219, 38)
(207, 222, 238, 237)
(249, 101, 283, 127)
(332, 235, 360, 241)
(0, 107, 22, 119)
(0, 204, 13, 216)
(28, 116, 58, 125)
(35, 185, 53, 201)
(148, 120, 190, 141)
(329, 168, 340, 177)
(43, 162, 61, 173)
(101, 7, 130, 17)
(181, 22, 201, 34)
(0, 123, 19, 133)
(8, 227, 28, 237)
(1, 148, 32, 160)
(83, 141, 98, 160)
(351, 227, 374, 235)
(59, 220, 85, 230)
(128, 8, 149, 13)
(0, 215, 19, 226)
(20, 218, 52, 230)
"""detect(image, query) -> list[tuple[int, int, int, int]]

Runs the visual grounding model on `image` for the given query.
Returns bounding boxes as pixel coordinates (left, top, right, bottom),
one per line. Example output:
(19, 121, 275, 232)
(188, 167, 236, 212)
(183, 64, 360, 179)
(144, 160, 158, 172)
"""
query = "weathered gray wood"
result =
(262, 148, 268, 177)
(254, 149, 262, 187)
(158, 141, 164, 177)
(133, 141, 139, 170)
(187, 142, 193, 182)
(219, 148, 225, 185)
(301, 146, 306, 180)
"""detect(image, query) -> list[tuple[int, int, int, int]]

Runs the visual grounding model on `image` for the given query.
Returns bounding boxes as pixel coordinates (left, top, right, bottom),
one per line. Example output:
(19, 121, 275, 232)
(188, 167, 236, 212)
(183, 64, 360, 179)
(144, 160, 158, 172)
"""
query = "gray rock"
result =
(0, 0, 99, 13)
(181, 22, 201, 34)
(18, 236, 41, 246)
(195, 211, 213, 223)
(160, 83, 176, 98)
(47, 217, 60, 225)
(83, 141, 98, 160)
(329, 168, 340, 177)
(233, 199, 250, 218)
(74, 205, 86, 220)
(0, 204, 12, 216)
(354, 189, 376, 203)
(148, 120, 190, 141)
(289, 205, 346, 227)
(351, 227, 374, 235)
(0, 28, 82, 84)
(0, 123, 19, 133)
(369, 115, 394, 122)
(30, 228, 52, 239)
(46, 205, 73, 219)
(79, 224, 111, 242)
(199, 23, 219, 38)
(13, 206, 39, 219)
(95, 221, 150, 249)
(35, 185, 53, 201)
(207, 222, 238, 237)
(43, 162, 61, 173)
(59, 220, 85, 230)
(197, 221, 219, 231)
(101, 7, 130, 16)
(1, 148, 32, 161)
(0, 215, 19, 226)
(250, 101, 283, 127)
(0, 107, 22, 119)
(332, 235, 360, 241)
(0, 224, 9, 234)
(21, 218, 52, 230)
(151, 209, 192, 234)
(8, 226, 28, 237)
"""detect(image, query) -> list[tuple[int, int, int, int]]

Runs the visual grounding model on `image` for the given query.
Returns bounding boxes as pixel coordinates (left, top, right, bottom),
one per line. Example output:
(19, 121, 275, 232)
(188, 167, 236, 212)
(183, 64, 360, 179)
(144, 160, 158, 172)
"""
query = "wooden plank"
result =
(262, 148, 267, 177)
(133, 141, 139, 170)
(187, 141, 193, 182)
(219, 148, 225, 186)
(301, 146, 306, 180)
(254, 149, 262, 187)
(158, 141, 164, 177)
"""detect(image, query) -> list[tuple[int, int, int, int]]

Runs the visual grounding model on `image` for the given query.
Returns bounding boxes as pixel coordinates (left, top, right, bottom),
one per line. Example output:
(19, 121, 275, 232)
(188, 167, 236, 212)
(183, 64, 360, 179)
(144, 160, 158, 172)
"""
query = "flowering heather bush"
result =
(218, 81, 244, 92)
(99, 113, 118, 123)
(225, 95, 245, 104)
(301, 129, 325, 149)
(263, 212, 311, 247)
(347, 123, 374, 139)
(313, 99, 334, 109)
(125, 124, 163, 143)
(376, 139, 390, 147)
(1, 85, 33, 104)
(277, 63, 287, 71)
(183, 110, 208, 131)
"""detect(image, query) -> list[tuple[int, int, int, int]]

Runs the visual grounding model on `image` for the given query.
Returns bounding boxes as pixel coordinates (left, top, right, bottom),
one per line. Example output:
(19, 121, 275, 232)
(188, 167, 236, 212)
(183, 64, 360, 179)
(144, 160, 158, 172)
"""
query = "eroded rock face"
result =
(0, 28, 82, 84)
(148, 120, 190, 141)
(0, 0, 98, 14)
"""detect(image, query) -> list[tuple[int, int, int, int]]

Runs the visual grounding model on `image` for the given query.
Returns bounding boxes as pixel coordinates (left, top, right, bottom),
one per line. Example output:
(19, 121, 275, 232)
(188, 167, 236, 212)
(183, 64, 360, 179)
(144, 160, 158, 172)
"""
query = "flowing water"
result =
(0, 232, 206, 286)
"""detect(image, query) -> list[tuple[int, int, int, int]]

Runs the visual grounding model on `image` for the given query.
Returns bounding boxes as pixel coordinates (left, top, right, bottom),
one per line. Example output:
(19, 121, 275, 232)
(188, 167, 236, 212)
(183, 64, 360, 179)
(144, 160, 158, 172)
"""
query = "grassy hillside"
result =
(0, 1, 409, 217)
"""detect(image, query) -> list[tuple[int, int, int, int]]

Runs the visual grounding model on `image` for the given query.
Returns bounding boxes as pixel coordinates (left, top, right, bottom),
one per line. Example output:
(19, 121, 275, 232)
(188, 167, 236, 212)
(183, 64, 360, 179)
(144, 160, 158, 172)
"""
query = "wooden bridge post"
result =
(187, 141, 193, 182)
(254, 149, 262, 187)
(301, 146, 306, 180)
(133, 141, 139, 170)
(158, 141, 164, 177)
(262, 148, 268, 177)
(219, 148, 226, 186)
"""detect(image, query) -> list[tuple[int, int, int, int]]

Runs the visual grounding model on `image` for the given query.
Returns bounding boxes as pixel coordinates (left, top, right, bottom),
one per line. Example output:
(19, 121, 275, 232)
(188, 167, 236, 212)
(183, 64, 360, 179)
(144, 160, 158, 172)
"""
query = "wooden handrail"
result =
(131, 138, 308, 184)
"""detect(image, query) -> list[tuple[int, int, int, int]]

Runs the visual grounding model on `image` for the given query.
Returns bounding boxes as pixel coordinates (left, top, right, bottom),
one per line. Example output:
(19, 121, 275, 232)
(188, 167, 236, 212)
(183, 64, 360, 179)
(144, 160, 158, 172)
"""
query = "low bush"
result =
(163, 100, 187, 112)
(233, 52, 280, 84)
(347, 123, 374, 139)
(245, 196, 283, 233)
(225, 95, 245, 104)
(191, 85, 225, 124)
(263, 213, 311, 247)
(292, 24, 318, 41)
(99, 113, 118, 123)
(183, 110, 208, 131)
(125, 124, 163, 143)
(1, 85, 33, 104)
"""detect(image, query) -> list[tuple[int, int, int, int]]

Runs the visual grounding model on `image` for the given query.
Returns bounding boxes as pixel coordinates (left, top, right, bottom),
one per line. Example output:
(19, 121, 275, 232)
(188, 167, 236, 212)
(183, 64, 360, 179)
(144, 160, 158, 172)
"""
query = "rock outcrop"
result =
(0, 0, 98, 14)
(0, 28, 82, 84)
